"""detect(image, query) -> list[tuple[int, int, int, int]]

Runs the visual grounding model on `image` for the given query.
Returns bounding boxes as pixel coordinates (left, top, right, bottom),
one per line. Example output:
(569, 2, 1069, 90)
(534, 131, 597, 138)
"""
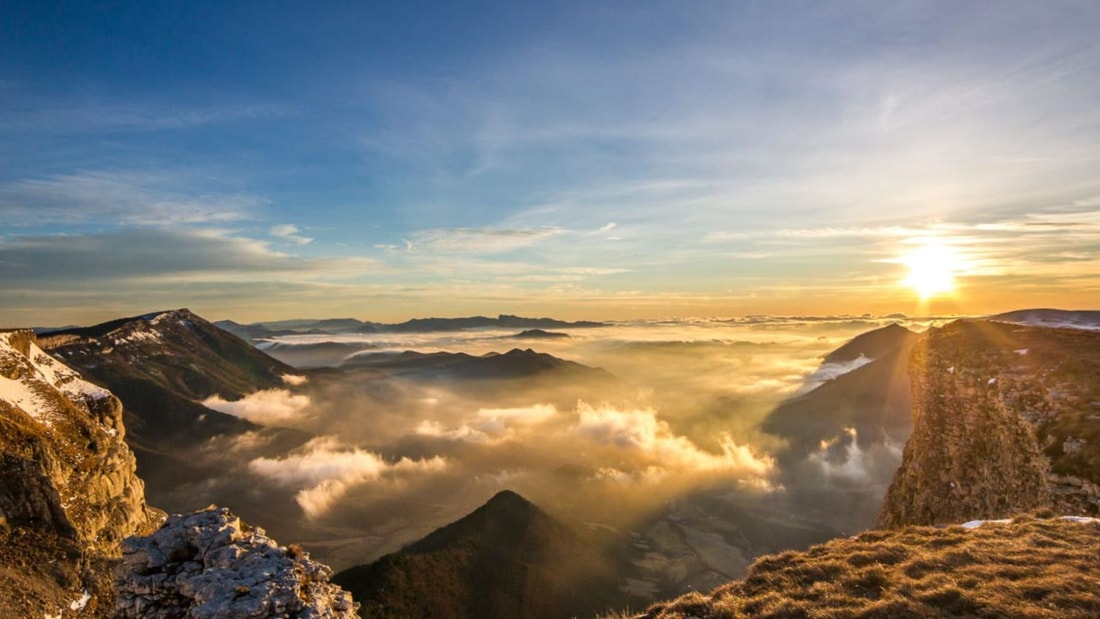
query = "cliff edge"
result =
(0, 330, 162, 616)
(876, 321, 1052, 528)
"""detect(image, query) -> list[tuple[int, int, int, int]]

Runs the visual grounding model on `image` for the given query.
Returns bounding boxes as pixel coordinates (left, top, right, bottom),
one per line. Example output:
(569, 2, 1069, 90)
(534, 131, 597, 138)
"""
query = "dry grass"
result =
(615, 516, 1100, 618)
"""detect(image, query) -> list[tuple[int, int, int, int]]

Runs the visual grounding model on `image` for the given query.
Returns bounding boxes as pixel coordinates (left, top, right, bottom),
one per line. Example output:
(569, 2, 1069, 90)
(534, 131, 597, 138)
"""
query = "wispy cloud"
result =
(0, 171, 261, 226)
(0, 100, 293, 134)
(408, 227, 563, 254)
(0, 227, 374, 285)
(270, 224, 313, 245)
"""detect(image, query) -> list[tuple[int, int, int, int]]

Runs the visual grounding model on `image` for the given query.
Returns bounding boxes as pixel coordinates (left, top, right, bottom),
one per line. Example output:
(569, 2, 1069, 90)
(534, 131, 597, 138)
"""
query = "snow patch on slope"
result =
(0, 332, 110, 425)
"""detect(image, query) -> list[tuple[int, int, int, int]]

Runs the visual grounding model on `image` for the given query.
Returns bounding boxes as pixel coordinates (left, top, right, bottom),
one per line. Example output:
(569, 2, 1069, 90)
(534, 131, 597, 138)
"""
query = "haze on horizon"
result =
(2, 1, 1099, 327)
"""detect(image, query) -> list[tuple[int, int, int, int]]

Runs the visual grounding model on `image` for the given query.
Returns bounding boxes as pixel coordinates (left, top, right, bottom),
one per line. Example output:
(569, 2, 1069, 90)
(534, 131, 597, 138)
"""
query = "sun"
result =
(901, 242, 958, 299)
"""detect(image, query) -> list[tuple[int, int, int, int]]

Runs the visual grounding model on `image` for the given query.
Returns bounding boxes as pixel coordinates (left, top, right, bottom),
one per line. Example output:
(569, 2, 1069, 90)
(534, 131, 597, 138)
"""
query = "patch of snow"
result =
(1060, 516, 1100, 524)
(959, 517, 1099, 529)
(987, 377, 997, 385)
(1014, 348, 1029, 355)
(796, 355, 874, 394)
(70, 590, 91, 611)
(0, 374, 51, 422)
(0, 334, 114, 426)
(111, 328, 161, 347)
(960, 519, 1012, 529)
(947, 366, 955, 373)
(29, 342, 111, 401)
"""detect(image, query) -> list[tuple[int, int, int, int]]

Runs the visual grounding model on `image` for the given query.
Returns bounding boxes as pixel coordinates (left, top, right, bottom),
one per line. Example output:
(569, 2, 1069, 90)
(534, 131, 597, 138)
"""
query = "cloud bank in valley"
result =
(249, 436, 448, 518)
(203, 388, 313, 425)
(174, 318, 917, 568)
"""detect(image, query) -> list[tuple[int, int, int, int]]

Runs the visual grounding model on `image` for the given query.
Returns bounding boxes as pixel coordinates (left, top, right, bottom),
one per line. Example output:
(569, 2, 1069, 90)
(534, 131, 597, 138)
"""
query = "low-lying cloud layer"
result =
(203, 388, 312, 425)
(165, 318, 917, 569)
(573, 402, 772, 477)
(249, 436, 448, 518)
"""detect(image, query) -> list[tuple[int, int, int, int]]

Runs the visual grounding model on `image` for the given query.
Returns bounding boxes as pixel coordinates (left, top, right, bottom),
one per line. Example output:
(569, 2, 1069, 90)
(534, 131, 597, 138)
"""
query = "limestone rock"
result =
(0, 330, 161, 553)
(0, 329, 163, 616)
(116, 506, 358, 618)
(877, 321, 1053, 528)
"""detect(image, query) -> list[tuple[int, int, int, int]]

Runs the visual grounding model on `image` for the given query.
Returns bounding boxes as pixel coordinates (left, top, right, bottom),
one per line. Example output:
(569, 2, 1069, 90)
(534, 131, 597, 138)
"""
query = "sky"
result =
(2, 1, 1099, 325)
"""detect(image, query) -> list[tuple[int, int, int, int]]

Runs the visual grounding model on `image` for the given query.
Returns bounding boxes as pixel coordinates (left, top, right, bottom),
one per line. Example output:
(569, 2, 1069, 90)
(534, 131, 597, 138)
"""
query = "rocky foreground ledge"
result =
(115, 506, 358, 619)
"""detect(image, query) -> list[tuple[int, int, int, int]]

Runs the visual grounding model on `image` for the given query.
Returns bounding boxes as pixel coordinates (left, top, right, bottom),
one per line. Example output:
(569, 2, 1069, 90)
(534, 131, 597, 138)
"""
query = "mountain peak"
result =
(484, 489, 535, 511)
(405, 490, 548, 555)
(333, 489, 623, 618)
(823, 322, 917, 364)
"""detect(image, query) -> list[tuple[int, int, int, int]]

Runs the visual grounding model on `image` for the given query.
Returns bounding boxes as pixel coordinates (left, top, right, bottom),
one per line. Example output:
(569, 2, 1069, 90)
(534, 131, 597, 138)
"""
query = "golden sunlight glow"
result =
(900, 242, 958, 299)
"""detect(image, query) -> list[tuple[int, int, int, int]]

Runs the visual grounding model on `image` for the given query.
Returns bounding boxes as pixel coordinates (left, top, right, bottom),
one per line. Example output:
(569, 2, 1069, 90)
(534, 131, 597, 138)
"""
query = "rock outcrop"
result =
(877, 321, 1055, 528)
(116, 506, 358, 618)
(0, 329, 162, 616)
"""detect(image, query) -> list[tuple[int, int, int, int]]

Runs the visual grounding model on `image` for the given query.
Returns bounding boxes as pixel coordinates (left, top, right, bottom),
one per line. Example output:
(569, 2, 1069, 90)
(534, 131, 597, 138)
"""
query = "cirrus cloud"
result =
(408, 227, 562, 254)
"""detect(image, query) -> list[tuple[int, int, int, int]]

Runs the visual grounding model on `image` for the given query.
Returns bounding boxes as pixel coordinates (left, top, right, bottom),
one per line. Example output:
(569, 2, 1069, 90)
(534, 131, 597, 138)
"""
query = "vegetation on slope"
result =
(619, 516, 1100, 618)
(335, 490, 629, 619)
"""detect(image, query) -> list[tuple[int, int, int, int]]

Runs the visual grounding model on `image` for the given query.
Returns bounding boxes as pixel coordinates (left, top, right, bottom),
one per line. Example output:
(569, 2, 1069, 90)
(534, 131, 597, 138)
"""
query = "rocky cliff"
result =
(0, 329, 162, 616)
(877, 319, 1100, 528)
(116, 506, 358, 618)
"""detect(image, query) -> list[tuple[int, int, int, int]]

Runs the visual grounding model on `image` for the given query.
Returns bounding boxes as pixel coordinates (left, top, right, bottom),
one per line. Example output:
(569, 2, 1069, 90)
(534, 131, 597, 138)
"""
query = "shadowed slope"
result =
(334, 490, 627, 619)
(764, 324, 918, 462)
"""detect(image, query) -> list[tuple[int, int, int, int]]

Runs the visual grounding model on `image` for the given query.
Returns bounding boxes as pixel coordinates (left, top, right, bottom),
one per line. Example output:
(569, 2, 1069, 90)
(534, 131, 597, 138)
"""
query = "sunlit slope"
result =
(627, 517, 1100, 618)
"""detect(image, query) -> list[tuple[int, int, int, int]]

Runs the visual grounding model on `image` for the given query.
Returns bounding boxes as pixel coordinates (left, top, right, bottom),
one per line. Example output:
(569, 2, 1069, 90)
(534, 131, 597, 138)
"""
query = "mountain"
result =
(990, 308, 1100, 330)
(39, 309, 299, 450)
(334, 490, 626, 619)
(0, 330, 161, 617)
(508, 328, 570, 339)
(764, 323, 919, 461)
(36, 309, 311, 512)
(215, 313, 606, 338)
(341, 347, 617, 382)
(211, 319, 303, 342)
(878, 319, 1100, 527)
(626, 517, 1100, 618)
(384, 314, 605, 332)
(822, 322, 918, 364)
(255, 340, 378, 368)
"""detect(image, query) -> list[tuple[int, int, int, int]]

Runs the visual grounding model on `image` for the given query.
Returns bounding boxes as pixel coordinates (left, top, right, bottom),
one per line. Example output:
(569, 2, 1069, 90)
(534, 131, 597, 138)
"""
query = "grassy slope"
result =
(619, 516, 1100, 618)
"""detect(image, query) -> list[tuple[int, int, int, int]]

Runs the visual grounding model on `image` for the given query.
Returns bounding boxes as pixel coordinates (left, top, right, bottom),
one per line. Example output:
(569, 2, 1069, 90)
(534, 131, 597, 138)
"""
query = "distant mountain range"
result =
(988, 308, 1100, 330)
(215, 314, 606, 342)
(341, 347, 616, 381)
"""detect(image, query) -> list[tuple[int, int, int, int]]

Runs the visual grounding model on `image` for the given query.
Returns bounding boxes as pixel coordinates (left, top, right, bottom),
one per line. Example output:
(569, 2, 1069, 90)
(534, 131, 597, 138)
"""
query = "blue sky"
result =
(2, 1, 1099, 324)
